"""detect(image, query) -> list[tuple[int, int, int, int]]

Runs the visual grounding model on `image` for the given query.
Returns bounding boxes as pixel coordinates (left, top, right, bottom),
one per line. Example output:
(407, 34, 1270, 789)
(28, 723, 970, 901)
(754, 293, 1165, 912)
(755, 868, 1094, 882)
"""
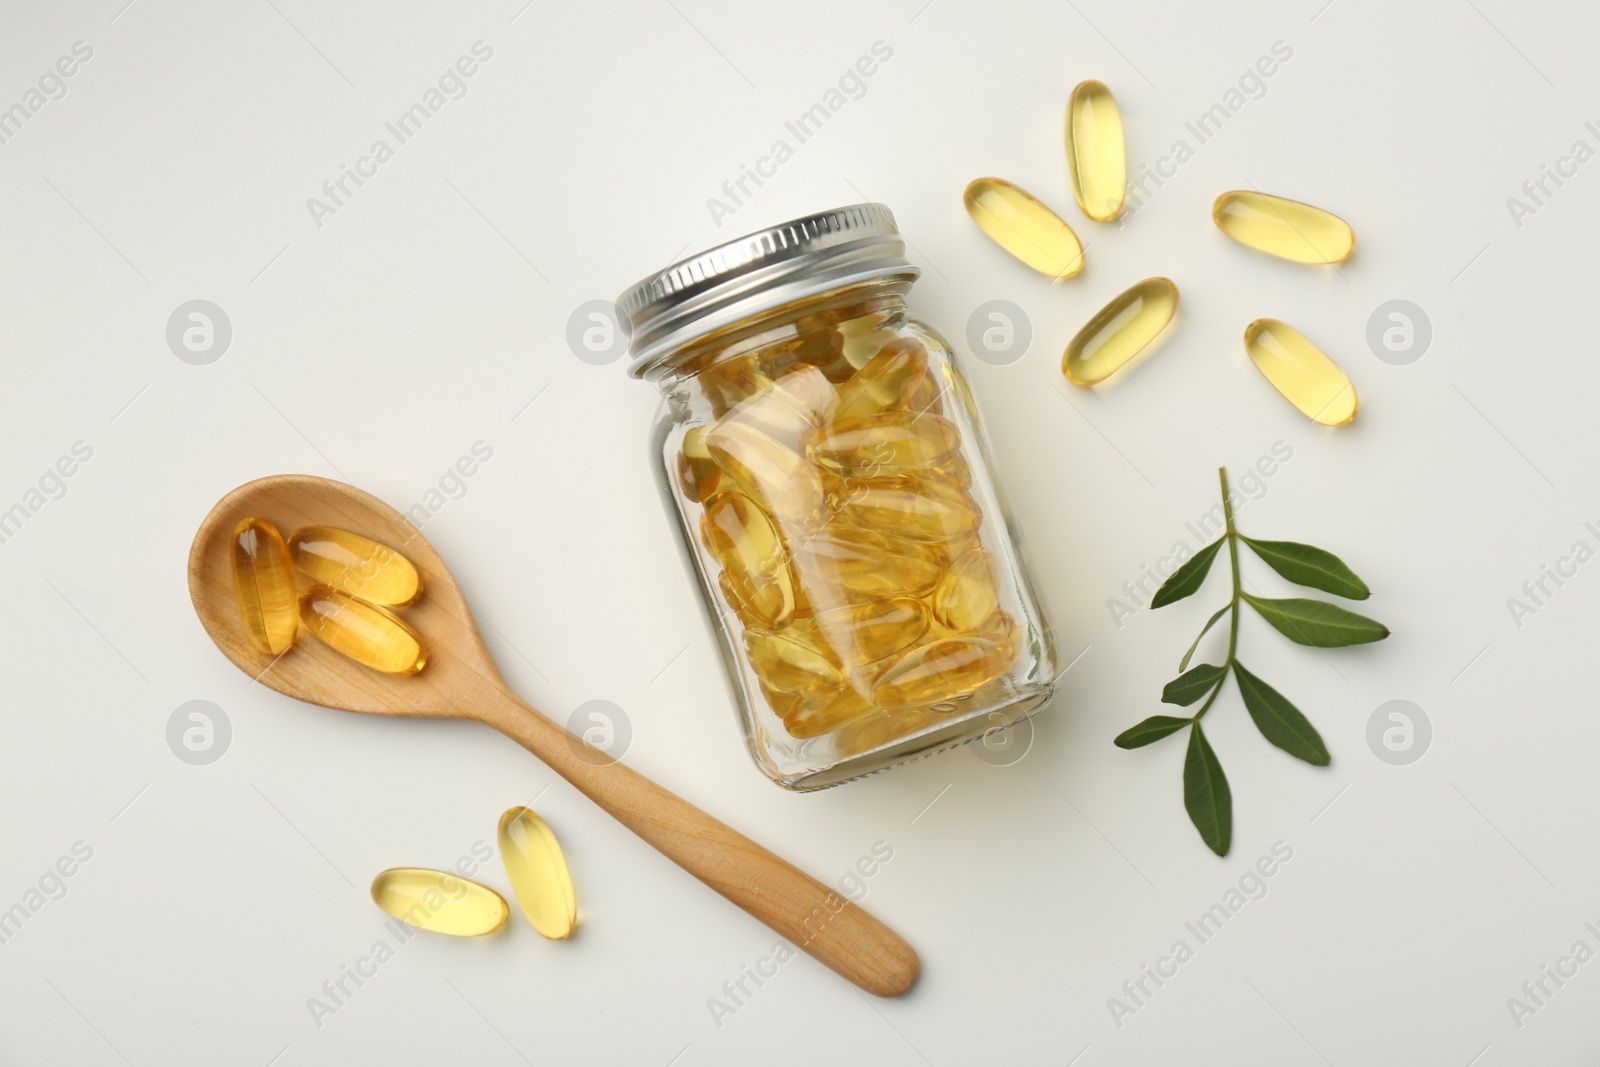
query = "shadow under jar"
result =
(618, 204, 1058, 790)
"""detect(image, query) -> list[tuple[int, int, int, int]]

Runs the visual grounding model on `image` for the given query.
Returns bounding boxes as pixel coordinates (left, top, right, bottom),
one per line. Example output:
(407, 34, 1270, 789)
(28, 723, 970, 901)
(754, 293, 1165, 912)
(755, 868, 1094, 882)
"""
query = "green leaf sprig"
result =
(1115, 466, 1389, 855)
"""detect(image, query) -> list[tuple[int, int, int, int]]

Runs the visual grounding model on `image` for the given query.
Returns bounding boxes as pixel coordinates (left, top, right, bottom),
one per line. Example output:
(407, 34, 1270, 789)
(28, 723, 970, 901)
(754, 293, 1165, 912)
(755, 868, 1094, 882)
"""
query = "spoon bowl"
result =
(188, 473, 494, 718)
(189, 474, 919, 998)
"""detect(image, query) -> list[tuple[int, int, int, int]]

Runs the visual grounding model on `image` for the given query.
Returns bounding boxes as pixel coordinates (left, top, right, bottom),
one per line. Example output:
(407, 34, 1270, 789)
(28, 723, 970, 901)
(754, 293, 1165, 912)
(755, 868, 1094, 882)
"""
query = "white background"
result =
(1, 0, 1596, 1063)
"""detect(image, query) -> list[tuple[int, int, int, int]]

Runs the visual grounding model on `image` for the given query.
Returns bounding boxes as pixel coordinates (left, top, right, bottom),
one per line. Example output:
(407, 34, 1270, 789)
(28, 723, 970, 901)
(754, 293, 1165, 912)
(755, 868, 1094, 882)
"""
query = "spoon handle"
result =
(476, 685, 919, 997)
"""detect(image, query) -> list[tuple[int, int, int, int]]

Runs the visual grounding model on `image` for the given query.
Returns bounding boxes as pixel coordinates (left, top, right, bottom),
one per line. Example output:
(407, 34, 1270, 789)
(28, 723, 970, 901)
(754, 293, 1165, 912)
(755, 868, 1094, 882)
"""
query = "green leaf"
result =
(1114, 715, 1191, 749)
(1151, 538, 1224, 608)
(1183, 724, 1232, 856)
(1178, 604, 1231, 672)
(1242, 594, 1390, 647)
(1241, 537, 1371, 600)
(1233, 662, 1330, 765)
(1162, 664, 1226, 707)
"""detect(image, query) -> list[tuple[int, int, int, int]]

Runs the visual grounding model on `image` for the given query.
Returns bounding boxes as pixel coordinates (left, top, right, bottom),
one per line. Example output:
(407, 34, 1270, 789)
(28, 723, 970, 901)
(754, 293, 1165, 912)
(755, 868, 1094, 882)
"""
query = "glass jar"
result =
(617, 204, 1057, 789)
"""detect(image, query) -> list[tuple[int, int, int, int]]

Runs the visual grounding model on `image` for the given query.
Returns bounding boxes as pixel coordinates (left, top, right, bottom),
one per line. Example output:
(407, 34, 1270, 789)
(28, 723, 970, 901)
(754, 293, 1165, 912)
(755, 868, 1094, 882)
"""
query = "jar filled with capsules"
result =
(617, 204, 1058, 789)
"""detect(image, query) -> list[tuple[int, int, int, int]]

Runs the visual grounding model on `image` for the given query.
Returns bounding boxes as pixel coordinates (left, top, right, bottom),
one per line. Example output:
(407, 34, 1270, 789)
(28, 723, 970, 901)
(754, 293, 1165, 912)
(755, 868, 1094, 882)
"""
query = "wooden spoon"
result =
(188, 474, 919, 997)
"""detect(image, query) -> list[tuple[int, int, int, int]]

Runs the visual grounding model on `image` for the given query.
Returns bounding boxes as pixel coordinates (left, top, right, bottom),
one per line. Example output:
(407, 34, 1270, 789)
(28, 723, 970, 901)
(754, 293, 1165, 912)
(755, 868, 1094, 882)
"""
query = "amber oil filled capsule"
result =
(298, 585, 428, 674)
(783, 687, 876, 739)
(830, 480, 981, 545)
(370, 868, 508, 936)
(497, 807, 577, 940)
(704, 420, 825, 522)
(1243, 318, 1358, 426)
(744, 626, 844, 697)
(871, 633, 1014, 709)
(1063, 277, 1179, 386)
(1213, 191, 1354, 264)
(701, 492, 796, 628)
(812, 412, 961, 478)
(1065, 79, 1127, 221)
(963, 178, 1085, 278)
(789, 526, 944, 602)
(933, 548, 1002, 632)
(288, 526, 421, 606)
(231, 517, 298, 656)
(677, 426, 726, 503)
(812, 597, 929, 667)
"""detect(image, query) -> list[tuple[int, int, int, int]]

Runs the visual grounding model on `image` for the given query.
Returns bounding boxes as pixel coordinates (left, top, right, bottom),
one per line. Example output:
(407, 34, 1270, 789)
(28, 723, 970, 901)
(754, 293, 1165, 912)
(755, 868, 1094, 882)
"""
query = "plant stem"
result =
(1193, 467, 1242, 723)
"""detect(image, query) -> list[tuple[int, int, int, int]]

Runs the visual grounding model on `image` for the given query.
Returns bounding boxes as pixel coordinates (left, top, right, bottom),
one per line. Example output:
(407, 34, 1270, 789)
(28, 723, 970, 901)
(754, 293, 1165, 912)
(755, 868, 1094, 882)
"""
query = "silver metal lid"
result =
(616, 203, 920, 377)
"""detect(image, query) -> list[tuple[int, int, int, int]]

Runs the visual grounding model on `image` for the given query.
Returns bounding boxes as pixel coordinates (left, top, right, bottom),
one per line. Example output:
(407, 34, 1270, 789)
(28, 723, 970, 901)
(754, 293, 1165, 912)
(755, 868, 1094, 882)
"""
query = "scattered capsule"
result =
(790, 526, 945, 602)
(963, 177, 1085, 278)
(497, 807, 577, 940)
(1213, 191, 1354, 265)
(287, 526, 421, 606)
(782, 687, 876, 739)
(701, 492, 796, 628)
(871, 633, 1014, 709)
(812, 412, 960, 478)
(831, 480, 981, 545)
(1062, 277, 1179, 386)
(370, 868, 508, 936)
(705, 420, 824, 523)
(744, 626, 844, 697)
(812, 597, 929, 667)
(1243, 318, 1358, 426)
(933, 548, 1002, 632)
(298, 585, 427, 674)
(230, 517, 298, 656)
(1064, 79, 1127, 222)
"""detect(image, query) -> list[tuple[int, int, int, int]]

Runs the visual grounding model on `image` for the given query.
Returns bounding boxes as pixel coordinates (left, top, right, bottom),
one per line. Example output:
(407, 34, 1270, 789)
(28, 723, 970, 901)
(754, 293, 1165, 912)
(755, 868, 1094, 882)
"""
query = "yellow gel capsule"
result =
(1243, 318, 1358, 426)
(497, 807, 577, 940)
(813, 597, 929, 667)
(791, 526, 944, 602)
(926, 455, 973, 490)
(836, 706, 938, 755)
(793, 317, 854, 382)
(831, 342, 932, 421)
(783, 687, 876, 739)
(721, 376, 818, 451)
(1065, 79, 1127, 222)
(832, 480, 981, 545)
(1213, 191, 1354, 265)
(677, 426, 726, 503)
(768, 365, 836, 422)
(705, 420, 824, 522)
(838, 317, 901, 374)
(871, 633, 1013, 709)
(745, 626, 844, 697)
(698, 353, 767, 416)
(701, 493, 796, 628)
(230, 517, 298, 656)
(298, 585, 427, 675)
(370, 868, 508, 936)
(933, 548, 1002, 632)
(1062, 277, 1179, 386)
(287, 526, 421, 606)
(963, 177, 1085, 278)
(812, 412, 960, 478)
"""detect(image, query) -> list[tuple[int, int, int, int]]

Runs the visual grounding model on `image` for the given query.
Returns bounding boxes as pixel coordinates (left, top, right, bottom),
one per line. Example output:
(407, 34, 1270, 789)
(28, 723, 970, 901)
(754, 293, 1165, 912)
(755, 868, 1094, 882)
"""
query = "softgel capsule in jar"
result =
(618, 204, 1058, 789)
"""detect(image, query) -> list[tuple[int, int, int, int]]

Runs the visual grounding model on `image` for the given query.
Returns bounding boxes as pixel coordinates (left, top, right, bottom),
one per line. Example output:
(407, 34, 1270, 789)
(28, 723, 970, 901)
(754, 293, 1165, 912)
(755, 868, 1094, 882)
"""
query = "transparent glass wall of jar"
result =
(649, 279, 1057, 789)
